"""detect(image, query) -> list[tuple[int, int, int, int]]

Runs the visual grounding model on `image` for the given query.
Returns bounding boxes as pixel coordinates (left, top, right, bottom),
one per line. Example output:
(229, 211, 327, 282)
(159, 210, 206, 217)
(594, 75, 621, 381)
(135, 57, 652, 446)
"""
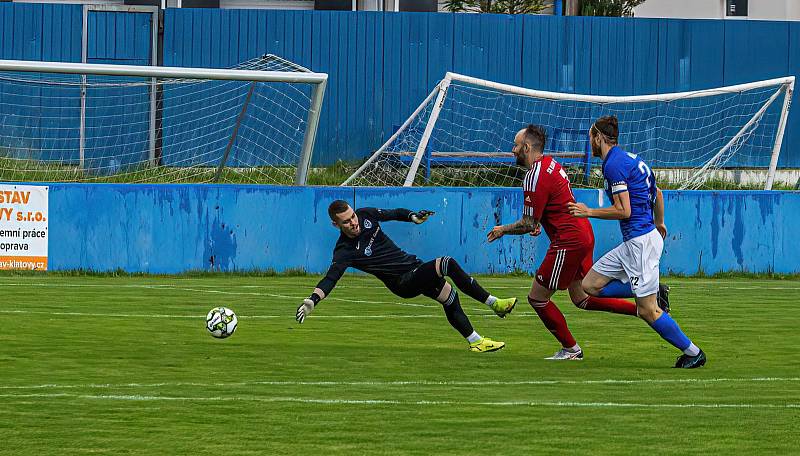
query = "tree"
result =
(580, 0, 647, 17)
(444, 0, 551, 15)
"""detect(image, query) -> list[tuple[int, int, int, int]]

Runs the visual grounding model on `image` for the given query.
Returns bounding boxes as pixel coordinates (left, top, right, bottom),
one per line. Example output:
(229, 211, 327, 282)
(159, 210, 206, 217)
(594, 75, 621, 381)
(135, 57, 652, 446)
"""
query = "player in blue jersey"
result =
(568, 115, 706, 368)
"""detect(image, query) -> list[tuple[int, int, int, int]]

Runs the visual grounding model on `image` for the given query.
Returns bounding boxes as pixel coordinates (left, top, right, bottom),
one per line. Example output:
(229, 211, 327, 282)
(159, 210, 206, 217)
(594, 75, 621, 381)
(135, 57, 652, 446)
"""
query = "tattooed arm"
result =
(487, 214, 540, 242)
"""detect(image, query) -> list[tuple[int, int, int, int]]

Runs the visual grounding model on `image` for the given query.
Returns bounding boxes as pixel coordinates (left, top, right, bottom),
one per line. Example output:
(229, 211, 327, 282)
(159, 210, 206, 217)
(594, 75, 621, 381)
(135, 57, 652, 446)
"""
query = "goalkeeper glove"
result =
(411, 210, 435, 224)
(296, 298, 315, 324)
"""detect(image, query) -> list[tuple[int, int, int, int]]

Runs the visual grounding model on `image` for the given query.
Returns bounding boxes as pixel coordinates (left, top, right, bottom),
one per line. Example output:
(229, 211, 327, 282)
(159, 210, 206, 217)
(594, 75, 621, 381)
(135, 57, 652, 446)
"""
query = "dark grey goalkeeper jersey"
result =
(315, 207, 422, 295)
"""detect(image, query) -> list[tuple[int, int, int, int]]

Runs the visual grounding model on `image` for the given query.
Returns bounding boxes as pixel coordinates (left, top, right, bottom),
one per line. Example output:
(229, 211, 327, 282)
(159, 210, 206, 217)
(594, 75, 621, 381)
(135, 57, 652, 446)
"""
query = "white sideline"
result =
(0, 310, 502, 319)
(0, 282, 437, 308)
(0, 392, 796, 409)
(1, 280, 798, 291)
(173, 286, 433, 308)
(1, 377, 797, 391)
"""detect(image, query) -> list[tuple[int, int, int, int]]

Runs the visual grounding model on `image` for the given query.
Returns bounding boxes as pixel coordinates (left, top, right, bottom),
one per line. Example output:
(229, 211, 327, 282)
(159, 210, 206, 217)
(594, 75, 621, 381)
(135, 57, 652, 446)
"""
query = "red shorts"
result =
(535, 244, 593, 291)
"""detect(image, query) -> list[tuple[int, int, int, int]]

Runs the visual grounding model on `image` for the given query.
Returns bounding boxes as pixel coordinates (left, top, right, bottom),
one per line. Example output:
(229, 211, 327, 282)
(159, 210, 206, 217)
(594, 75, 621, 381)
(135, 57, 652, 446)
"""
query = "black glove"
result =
(411, 210, 435, 224)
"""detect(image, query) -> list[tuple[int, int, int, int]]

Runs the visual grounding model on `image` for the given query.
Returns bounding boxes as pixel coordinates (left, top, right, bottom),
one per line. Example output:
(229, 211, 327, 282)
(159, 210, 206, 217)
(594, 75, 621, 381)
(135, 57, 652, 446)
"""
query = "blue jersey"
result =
(602, 146, 657, 241)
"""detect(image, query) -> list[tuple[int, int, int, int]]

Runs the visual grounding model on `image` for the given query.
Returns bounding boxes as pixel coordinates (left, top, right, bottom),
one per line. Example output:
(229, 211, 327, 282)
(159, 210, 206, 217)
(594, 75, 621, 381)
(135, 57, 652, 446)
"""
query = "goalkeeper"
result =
(296, 200, 517, 352)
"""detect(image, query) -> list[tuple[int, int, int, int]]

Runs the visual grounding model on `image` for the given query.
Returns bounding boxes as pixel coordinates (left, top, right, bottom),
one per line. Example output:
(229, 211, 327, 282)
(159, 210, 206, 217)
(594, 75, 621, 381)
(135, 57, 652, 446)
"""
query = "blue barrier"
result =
(0, 5, 798, 169)
(0, 4, 154, 172)
(0, 3, 82, 164)
(46, 184, 799, 275)
(165, 10, 800, 168)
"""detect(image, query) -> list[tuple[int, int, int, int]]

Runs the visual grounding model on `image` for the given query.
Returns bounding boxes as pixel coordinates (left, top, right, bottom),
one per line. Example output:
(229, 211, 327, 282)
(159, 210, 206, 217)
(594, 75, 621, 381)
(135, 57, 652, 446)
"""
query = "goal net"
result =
(0, 54, 327, 184)
(344, 72, 794, 190)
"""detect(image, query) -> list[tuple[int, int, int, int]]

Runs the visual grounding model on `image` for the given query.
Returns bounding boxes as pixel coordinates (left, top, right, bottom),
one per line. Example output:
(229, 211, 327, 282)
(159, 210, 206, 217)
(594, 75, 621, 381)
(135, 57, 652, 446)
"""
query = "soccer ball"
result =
(206, 307, 238, 339)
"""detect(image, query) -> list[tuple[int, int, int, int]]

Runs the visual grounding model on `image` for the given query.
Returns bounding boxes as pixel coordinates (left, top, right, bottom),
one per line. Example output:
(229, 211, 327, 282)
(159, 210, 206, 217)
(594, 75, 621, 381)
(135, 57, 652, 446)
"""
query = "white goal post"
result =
(345, 72, 794, 190)
(0, 56, 328, 184)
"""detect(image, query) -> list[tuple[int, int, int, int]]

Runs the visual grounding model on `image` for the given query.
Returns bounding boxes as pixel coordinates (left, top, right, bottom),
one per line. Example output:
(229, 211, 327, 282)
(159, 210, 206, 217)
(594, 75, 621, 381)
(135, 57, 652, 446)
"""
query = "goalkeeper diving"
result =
(296, 200, 517, 352)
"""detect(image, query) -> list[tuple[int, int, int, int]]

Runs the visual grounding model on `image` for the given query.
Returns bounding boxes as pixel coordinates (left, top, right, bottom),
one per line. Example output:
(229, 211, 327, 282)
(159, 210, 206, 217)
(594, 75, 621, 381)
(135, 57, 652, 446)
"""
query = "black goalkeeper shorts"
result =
(386, 260, 446, 300)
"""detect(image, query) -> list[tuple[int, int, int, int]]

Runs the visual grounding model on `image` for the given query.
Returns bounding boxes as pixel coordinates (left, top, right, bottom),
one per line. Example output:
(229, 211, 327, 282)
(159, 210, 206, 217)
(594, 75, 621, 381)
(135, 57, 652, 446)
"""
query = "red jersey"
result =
(522, 155, 593, 250)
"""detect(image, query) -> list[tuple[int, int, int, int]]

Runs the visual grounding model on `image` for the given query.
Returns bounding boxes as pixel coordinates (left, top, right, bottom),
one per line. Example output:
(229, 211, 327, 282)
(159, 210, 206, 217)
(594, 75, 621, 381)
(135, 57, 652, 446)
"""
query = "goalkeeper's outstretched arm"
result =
(296, 262, 347, 323)
(362, 207, 435, 224)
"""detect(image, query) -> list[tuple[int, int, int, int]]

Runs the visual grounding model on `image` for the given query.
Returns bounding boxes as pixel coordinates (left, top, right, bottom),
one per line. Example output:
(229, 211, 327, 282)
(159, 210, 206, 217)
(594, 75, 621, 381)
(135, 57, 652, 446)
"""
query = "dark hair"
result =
(593, 115, 619, 144)
(328, 200, 351, 220)
(522, 124, 547, 153)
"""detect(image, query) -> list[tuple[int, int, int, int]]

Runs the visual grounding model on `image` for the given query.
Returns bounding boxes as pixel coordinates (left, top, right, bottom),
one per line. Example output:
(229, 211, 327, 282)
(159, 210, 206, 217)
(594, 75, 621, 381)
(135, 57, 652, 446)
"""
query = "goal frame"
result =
(344, 72, 794, 190)
(0, 58, 328, 185)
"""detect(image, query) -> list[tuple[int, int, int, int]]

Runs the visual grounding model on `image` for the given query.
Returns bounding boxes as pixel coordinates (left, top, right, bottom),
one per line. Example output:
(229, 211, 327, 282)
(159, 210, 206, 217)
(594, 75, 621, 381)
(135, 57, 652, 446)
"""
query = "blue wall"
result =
(0, 3, 81, 62)
(0, 5, 798, 169)
(85, 10, 154, 172)
(164, 10, 800, 168)
(0, 4, 155, 170)
(0, 4, 82, 163)
(47, 184, 799, 275)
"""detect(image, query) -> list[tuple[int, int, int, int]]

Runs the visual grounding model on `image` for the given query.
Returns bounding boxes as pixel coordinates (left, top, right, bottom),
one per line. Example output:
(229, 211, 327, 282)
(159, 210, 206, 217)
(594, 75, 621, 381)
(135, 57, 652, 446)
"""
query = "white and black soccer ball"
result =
(206, 307, 238, 339)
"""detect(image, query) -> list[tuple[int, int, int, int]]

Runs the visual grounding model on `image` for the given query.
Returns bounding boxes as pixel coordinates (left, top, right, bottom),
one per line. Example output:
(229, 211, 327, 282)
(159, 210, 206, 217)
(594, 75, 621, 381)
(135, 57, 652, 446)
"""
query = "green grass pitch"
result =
(1, 274, 798, 455)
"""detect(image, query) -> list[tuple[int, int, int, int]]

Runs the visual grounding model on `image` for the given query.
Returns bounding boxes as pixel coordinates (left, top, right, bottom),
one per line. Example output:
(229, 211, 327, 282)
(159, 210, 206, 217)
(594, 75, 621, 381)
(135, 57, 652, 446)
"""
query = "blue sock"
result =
(599, 279, 635, 298)
(649, 312, 692, 351)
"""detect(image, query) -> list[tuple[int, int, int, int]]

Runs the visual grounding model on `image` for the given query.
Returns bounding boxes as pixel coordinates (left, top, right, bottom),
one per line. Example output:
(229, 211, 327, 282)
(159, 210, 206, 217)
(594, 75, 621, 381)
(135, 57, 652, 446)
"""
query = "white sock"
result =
(567, 344, 581, 353)
(485, 295, 497, 307)
(683, 343, 700, 357)
(467, 331, 482, 343)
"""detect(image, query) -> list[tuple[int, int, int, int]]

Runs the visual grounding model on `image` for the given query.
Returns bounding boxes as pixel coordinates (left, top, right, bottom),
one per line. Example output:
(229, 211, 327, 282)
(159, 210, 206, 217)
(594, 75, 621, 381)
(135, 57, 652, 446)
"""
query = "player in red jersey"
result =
(487, 125, 639, 360)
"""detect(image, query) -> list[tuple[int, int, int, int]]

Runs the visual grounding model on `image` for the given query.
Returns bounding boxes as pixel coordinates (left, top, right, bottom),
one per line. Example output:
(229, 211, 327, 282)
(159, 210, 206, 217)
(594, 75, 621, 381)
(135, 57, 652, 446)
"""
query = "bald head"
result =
(517, 125, 546, 152)
(512, 124, 547, 168)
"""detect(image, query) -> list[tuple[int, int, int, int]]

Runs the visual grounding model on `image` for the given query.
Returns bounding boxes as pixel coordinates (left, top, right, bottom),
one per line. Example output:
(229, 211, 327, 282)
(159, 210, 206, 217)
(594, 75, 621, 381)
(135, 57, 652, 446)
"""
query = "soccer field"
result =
(1, 274, 798, 455)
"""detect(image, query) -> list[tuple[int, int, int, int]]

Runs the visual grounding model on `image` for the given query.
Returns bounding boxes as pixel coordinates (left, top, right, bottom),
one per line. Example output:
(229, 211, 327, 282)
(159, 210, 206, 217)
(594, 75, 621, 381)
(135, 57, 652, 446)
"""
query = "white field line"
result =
(1, 377, 797, 391)
(175, 287, 433, 308)
(171, 285, 800, 291)
(2, 275, 798, 281)
(0, 310, 204, 318)
(0, 282, 436, 308)
(682, 287, 800, 290)
(2, 277, 797, 284)
(2, 281, 800, 292)
(0, 392, 796, 409)
(5, 281, 798, 316)
(2, 281, 796, 320)
(0, 309, 509, 319)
